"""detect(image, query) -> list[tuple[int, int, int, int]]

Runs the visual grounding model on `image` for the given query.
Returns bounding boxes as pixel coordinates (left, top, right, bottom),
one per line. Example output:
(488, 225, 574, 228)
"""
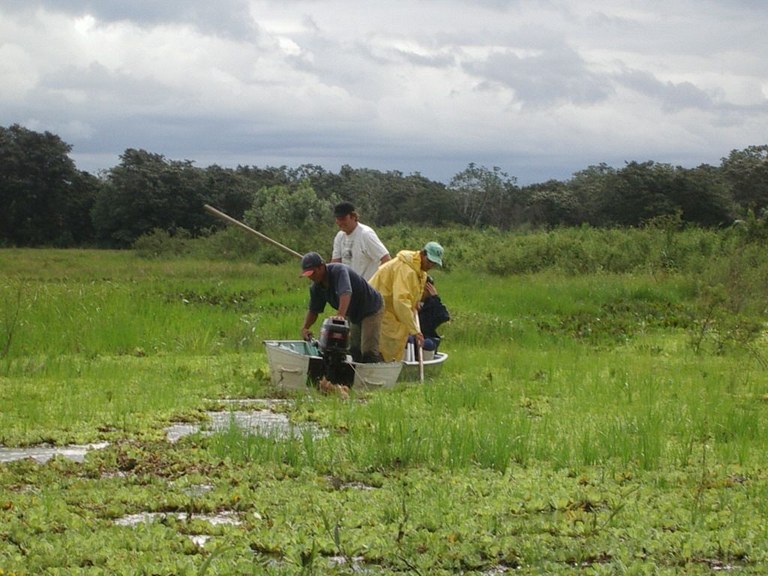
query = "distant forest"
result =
(1, 123, 767, 248)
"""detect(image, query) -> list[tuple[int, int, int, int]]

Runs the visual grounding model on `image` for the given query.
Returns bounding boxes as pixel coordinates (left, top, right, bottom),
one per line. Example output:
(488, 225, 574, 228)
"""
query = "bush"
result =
(133, 228, 192, 258)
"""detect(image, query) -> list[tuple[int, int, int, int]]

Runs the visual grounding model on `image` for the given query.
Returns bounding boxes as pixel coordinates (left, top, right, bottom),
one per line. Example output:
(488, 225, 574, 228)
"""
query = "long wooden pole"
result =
(413, 311, 424, 383)
(203, 204, 303, 259)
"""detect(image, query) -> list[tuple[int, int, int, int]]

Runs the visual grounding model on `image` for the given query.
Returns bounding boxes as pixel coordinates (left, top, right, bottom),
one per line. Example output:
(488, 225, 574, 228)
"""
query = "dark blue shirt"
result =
(308, 263, 382, 324)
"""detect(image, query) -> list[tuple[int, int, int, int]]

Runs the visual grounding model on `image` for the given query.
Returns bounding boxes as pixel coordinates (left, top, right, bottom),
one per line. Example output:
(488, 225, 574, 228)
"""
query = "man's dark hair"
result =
(333, 202, 356, 217)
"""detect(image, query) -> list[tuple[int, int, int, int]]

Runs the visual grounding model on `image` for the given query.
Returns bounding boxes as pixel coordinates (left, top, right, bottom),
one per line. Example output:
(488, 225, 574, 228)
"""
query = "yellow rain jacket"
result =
(369, 250, 427, 362)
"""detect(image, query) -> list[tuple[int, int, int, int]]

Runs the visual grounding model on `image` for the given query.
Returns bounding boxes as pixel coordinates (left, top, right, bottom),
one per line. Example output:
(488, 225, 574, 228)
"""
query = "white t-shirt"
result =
(332, 223, 390, 280)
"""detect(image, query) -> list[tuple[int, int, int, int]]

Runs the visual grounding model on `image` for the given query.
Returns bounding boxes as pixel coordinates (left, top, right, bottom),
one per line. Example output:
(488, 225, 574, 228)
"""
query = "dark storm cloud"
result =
(2, 0, 767, 185)
(464, 45, 613, 107)
(615, 68, 714, 111)
(41, 62, 161, 106)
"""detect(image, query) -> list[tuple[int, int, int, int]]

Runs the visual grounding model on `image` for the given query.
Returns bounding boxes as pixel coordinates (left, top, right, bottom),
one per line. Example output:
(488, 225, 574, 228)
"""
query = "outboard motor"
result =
(318, 317, 354, 385)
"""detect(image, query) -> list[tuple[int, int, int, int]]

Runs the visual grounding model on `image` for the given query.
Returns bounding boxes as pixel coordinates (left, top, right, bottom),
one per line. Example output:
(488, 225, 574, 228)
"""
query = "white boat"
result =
(263, 340, 448, 390)
(400, 352, 449, 382)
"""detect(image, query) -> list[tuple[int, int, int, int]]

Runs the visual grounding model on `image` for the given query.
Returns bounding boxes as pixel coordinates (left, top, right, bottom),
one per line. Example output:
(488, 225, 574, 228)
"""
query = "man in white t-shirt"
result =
(331, 202, 391, 280)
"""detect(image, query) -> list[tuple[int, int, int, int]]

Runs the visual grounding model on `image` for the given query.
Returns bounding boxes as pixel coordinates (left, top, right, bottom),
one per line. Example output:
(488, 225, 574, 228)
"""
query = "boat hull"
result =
(400, 352, 449, 381)
(263, 340, 447, 390)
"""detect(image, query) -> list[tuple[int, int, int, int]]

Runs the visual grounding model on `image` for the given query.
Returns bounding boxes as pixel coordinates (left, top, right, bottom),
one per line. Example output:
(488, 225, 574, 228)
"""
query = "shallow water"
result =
(114, 511, 242, 547)
(165, 408, 324, 442)
(0, 399, 314, 463)
(0, 442, 110, 464)
(114, 511, 242, 527)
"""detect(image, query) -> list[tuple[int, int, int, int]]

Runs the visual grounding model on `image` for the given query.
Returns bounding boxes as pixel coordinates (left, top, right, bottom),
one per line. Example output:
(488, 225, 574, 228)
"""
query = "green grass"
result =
(1, 241, 768, 575)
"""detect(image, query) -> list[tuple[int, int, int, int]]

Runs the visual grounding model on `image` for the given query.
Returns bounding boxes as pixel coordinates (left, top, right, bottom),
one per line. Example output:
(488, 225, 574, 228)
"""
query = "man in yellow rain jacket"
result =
(369, 241, 444, 361)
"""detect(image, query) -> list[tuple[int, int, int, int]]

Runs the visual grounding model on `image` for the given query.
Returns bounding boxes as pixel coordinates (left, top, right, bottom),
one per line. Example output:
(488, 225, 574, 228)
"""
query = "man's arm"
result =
(336, 292, 352, 318)
(330, 266, 353, 318)
(361, 227, 390, 265)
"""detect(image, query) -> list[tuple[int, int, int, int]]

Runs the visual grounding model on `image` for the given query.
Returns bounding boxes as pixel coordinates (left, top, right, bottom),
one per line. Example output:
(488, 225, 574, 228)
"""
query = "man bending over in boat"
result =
(369, 242, 444, 362)
(299, 252, 384, 363)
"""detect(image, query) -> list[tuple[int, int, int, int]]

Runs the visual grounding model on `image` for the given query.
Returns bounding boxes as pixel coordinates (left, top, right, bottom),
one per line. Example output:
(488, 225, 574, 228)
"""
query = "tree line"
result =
(2, 123, 767, 248)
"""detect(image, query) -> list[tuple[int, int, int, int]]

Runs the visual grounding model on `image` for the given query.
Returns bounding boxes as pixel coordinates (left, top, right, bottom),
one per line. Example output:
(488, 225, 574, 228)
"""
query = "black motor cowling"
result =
(318, 317, 354, 385)
(319, 317, 350, 355)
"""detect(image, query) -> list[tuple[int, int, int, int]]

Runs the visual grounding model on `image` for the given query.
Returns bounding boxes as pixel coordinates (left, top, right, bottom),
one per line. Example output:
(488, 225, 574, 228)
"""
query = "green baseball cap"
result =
(423, 241, 443, 267)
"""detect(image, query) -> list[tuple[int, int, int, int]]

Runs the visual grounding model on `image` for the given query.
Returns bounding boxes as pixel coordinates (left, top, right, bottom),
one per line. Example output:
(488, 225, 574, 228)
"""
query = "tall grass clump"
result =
(253, 336, 768, 477)
(206, 416, 310, 467)
(3, 224, 768, 471)
(0, 249, 308, 360)
(478, 225, 730, 276)
(0, 354, 266, 445)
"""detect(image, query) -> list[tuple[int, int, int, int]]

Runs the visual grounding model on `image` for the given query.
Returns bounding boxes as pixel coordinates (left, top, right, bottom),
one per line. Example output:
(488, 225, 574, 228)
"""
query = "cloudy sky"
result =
(2, 0, 766, 184)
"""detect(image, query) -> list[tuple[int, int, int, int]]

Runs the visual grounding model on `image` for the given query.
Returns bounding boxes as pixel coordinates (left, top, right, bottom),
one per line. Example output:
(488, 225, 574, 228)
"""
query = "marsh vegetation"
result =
(1, 224, 767, 574)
